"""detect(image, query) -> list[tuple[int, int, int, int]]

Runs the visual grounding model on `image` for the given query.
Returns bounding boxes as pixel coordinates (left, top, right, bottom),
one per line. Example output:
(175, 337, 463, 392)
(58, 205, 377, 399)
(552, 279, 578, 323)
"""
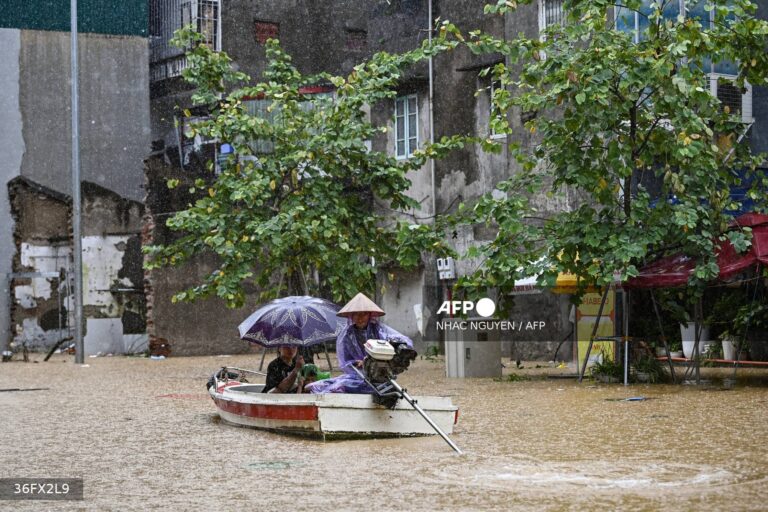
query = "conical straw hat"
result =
(337, 292, 385, 318)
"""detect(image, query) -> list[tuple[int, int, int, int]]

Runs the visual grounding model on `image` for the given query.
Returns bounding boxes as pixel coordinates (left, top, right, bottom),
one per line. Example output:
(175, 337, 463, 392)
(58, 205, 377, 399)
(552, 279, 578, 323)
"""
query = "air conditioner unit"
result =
(709, 74, 753, 124)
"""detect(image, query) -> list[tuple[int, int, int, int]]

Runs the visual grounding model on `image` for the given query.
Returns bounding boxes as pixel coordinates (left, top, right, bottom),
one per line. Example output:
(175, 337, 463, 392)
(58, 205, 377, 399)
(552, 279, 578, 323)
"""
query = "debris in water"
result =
(246, 460, 303, 470)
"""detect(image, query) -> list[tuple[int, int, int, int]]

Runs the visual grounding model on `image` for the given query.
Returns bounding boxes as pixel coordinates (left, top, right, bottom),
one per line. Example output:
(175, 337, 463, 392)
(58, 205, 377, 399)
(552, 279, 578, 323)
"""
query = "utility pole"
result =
(71, 0, 84, 364)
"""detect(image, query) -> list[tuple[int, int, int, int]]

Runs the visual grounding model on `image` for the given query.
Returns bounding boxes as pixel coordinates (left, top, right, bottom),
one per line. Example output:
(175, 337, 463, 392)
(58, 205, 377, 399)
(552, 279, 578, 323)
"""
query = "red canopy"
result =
(624, 213, 768, 289)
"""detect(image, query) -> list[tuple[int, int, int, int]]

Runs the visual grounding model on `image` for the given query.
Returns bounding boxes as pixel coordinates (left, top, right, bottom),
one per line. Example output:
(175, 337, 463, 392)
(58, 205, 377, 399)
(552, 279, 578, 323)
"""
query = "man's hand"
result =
(355, 360, 364, 368)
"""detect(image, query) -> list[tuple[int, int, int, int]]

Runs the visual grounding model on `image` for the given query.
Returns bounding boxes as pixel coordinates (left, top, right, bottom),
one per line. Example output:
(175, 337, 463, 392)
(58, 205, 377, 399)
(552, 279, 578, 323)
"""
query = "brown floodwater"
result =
(2, 354, 768, 511)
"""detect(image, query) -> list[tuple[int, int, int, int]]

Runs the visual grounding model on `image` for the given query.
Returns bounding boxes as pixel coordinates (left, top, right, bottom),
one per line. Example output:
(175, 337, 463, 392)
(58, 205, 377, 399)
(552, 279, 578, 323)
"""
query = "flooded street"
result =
(2, 354, 768, 511)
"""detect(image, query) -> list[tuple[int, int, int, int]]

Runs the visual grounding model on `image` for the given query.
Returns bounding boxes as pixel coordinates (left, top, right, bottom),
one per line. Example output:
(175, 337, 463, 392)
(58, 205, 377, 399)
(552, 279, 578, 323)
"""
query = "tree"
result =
(456, 0, 768, 308)
(144, 25, 463, 308)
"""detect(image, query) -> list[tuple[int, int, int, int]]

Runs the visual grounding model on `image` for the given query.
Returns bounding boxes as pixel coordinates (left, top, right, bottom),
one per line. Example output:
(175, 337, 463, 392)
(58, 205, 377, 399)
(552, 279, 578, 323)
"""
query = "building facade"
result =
(145, 0, 767, 357)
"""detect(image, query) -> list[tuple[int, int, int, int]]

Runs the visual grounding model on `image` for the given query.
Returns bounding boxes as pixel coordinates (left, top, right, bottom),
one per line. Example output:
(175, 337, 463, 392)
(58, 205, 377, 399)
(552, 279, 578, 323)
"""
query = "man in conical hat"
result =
(305, 293, 412, 394)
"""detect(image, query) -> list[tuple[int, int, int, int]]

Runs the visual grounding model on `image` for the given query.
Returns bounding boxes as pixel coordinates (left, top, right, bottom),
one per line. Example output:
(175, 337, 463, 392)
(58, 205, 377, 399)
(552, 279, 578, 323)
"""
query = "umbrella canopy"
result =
(238, 296, 345, 348)
(624, 213, 768, 289)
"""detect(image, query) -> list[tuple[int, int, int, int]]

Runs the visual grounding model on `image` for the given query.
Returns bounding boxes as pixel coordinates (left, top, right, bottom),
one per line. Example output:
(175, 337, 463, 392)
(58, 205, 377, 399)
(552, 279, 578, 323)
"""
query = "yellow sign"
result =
(576, 290, 616, 369)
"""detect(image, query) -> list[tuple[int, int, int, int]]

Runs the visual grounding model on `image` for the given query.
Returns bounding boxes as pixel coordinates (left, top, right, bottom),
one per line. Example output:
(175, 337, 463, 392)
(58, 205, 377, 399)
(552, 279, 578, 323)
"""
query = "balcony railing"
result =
(150, 0, 221, 82)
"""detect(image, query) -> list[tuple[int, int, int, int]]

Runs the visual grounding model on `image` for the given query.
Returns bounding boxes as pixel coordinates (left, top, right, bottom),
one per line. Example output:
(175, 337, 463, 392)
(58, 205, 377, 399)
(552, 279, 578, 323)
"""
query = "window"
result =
(150, 0, 221, 81)
(345, 29, 367, 51)
(539, 0, 565, 32)
(395, 95, 419, 158)
(615, 0, 678, 43)
(615, 1, 752, 122)
(181, 1, 221, 51)
(254, 20, 279, 45)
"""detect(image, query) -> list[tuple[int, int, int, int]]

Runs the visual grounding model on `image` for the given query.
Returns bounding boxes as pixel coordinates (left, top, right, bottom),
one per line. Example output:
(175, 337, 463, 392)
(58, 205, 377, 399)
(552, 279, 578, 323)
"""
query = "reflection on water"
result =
(2, 354, 768, 511)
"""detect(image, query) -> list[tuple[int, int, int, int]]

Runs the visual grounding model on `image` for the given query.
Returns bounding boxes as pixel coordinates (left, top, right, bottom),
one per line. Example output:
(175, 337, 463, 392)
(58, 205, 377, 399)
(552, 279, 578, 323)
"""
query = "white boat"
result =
(208, 373, 459, 440)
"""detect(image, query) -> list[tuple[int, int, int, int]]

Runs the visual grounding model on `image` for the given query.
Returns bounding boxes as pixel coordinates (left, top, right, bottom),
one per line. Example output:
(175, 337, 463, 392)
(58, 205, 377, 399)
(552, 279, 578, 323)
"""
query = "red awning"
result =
(624, 213, 768, 289)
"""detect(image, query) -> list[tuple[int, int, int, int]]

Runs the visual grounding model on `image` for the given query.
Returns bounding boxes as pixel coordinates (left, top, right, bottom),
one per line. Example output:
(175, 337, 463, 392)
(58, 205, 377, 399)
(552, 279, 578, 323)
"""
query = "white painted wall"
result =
(12, 237, 142, 354)
(82, 235, 133, 313)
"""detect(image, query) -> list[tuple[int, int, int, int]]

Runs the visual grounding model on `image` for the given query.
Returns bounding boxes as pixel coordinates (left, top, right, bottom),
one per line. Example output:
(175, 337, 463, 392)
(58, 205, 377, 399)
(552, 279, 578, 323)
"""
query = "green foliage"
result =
(493, 372, 530, 382)
(633, 354, 667, 383)
(458, 0, 768, 312)
(590, 350, 624, 380)
(144, 24, 465, 307)
(421, 344, 441, 360)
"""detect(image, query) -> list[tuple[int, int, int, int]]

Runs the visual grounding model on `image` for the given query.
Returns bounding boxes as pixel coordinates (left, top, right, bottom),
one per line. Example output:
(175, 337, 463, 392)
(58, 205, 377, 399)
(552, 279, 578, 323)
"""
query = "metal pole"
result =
(71, 0, 84, 364)
(388, 378, 463, 455)
(351, 366, 462, 454)
(650, 289, 676, 382)
(623, 290, 629, 386)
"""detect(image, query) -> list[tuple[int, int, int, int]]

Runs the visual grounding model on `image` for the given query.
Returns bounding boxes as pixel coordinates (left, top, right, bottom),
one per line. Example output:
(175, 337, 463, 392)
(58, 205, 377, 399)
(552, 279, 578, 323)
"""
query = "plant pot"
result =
(680, 323, 710, 359)
(670, 350, 684, 358)
(722, 338, 737, 361)
(595, 373, 620, 384)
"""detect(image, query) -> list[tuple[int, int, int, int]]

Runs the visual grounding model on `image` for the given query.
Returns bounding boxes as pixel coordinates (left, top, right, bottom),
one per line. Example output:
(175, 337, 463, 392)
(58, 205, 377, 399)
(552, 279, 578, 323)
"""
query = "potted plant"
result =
(708, 288, 767, 361)
(633, 355, 667, 383)
(668, 340, 683, 359)
(656, 291, 708, 359)
(590, 350, 623, 383)
(741, 301, 768, 361)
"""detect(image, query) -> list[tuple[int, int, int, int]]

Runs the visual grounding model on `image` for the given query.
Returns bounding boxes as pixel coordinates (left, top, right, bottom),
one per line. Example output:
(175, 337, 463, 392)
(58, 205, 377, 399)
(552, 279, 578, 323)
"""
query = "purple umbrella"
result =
(238, 296, 344, 348)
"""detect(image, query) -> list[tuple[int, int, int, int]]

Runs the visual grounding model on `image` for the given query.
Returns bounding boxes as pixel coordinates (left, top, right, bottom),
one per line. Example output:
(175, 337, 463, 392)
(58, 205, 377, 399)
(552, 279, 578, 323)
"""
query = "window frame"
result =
(488, 78, 507, 139)
(181, 0, 222, 52)
(394, 94, 419, 159)
(539, 0, 565, 33)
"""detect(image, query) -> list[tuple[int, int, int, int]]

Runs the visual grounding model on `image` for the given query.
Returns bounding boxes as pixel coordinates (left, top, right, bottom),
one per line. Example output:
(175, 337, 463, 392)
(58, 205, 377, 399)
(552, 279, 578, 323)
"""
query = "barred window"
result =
(181, 0, 221, 50)
(539, 0, 565, 32)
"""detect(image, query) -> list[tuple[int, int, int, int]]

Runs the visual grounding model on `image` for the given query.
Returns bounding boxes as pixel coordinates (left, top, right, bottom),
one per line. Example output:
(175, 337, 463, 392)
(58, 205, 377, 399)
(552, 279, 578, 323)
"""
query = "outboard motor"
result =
(352, 339, 462, 453)
(361, 339, 417, 408)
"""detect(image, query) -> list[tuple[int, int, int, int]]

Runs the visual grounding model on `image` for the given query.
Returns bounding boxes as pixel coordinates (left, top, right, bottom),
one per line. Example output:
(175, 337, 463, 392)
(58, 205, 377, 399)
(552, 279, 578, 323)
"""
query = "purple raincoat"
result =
(305, 319, 412, 394)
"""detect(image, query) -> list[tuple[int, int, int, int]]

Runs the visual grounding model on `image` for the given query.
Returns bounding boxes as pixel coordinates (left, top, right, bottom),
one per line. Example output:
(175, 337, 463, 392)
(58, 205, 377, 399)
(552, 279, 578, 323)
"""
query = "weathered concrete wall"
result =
(143, 156, 262, 356)
(8, 179, 71, 351)
(0, 28, 23, 351)
(145, 258, 261, 356)
(378, 268, 425, 348)
(8, 178, 146, 354)
(18, 30, 150, 201)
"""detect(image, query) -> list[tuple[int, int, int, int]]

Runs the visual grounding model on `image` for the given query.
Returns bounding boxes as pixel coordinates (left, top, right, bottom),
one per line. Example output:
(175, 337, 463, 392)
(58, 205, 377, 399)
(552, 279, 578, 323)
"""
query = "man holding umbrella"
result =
(306, 293, 413, 394)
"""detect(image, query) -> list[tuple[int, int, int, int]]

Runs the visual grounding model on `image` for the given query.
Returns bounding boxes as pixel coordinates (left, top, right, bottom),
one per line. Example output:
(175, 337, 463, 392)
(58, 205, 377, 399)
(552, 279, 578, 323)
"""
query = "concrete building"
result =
(146, 1, 767, 358)
(0, 1, 150, 355)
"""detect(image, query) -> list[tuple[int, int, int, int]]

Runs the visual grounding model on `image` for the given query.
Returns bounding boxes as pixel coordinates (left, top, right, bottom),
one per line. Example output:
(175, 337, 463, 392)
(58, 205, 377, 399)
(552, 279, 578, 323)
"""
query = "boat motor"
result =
(352, 340, 462, 453)
(362, 339, 417, 384)
(360, 339, 417, 408)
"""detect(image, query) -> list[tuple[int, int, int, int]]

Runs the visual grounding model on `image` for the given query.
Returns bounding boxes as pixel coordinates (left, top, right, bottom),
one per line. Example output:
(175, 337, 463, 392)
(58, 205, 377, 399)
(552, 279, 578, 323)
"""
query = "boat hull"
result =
(210, 383, 458, 439)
